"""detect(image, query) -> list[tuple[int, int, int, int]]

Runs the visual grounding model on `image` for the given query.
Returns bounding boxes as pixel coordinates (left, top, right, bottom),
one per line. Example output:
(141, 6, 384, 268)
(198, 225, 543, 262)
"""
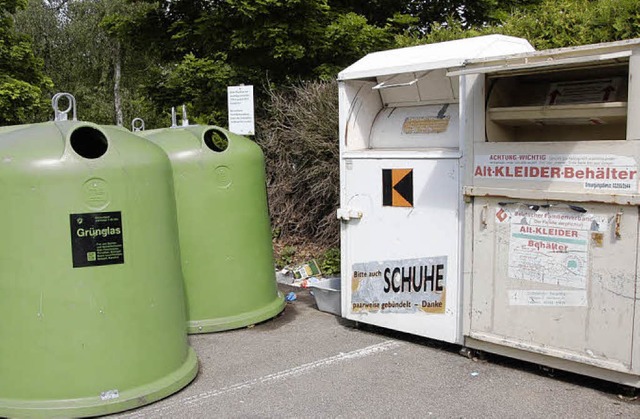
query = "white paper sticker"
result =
(509, 290, 588, 307)
(506, 207, 602, 289)
(351, 256, 447, 314)
(227, 85, 255, 135)
(100, 389, 119, 401)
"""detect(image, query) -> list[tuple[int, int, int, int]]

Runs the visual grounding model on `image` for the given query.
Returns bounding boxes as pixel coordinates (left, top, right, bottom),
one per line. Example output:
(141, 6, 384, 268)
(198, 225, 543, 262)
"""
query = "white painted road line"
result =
(121, 340, 402, 418)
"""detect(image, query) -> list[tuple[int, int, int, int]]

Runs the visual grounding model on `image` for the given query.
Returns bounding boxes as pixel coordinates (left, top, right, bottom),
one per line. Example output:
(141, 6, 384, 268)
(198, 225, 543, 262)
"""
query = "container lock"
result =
(337, 208, 363, 221)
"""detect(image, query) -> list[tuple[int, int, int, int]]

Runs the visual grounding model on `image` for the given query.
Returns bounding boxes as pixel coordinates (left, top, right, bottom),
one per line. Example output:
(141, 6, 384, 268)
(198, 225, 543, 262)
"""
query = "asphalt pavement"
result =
(112, 283, 640, 418)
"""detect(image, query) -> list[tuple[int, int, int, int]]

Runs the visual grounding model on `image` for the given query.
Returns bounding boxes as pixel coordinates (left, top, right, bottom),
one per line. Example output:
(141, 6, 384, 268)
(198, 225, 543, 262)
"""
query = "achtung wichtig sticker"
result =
(474, 153, 638, 192)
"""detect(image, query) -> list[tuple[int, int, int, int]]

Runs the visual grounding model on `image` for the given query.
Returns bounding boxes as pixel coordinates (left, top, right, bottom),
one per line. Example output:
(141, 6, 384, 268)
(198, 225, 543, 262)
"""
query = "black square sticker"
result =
(70, 212, 124, 268)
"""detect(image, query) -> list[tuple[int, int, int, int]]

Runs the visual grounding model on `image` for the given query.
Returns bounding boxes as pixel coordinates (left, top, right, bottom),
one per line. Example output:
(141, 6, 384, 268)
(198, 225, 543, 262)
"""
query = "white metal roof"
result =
(447, 37, 640, 76)
(338, 35, 534, 81)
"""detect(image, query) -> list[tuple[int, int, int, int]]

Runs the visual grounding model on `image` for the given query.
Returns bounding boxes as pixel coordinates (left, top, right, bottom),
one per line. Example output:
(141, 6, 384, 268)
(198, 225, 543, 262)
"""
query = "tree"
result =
(98, 0, 161, 126)
(329, 0, 543, 35)
(257, 80, 340, 248)
(497, 0, 640, 49)
(15, 0, 168, 127)
(407, 0, 639, 49)
(148, 0, 395, 124)
(0, 0, 52, 125)
(143, 0, 550, 124)
(13, 0, 639, 128)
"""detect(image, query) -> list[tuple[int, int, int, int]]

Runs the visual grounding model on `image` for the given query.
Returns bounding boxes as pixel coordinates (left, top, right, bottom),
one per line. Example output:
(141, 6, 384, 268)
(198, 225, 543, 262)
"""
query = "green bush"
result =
(276, 245, 297, 269)
(257, 80, 340, 251)
(319, 247, 341, 276)
(416, 0, 640, 48)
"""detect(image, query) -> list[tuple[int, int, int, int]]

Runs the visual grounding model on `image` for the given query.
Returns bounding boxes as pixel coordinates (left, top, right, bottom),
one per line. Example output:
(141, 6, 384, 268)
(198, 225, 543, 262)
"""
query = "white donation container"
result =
(449, 38, 640, 387)
(337, 35, 534, 343)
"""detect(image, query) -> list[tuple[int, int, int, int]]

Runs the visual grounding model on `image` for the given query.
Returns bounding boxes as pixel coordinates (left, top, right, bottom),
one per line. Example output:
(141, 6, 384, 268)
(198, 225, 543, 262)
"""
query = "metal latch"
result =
(336, 208, 363, 221)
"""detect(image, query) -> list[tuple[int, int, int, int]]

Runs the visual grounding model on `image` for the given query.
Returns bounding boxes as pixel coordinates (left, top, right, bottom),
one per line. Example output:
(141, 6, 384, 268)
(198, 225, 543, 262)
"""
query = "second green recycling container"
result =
(140, 125, 285, 333)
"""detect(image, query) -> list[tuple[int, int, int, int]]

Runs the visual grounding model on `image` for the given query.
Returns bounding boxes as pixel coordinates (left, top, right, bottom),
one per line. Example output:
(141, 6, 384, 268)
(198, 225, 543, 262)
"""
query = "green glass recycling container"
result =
(0, 121, 197, 418)
(140, 126, 284, 333)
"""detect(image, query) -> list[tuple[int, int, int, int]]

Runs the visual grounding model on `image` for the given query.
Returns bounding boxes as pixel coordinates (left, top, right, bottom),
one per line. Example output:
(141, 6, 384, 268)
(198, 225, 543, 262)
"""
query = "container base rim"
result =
(187, 292, 286, 334)
(0, 347, 198, 418)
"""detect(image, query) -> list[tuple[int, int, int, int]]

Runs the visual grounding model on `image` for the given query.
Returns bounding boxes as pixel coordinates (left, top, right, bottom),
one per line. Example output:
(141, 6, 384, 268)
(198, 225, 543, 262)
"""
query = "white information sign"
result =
(227, 85, 255, 135)
(474, 153, 638, 192)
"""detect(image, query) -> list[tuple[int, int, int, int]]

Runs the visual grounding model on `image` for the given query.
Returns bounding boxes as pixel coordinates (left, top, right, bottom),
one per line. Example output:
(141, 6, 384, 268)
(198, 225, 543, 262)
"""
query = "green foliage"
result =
(276, 245, 297, 268)
(328, 0, 543, 33)
(328, 0, 409, 28)
(151, 53, 237, 125)
(319, 247, 340, 276)
(0, 0, 51, 125)
(315, 12, 393, 80)
(149, 0, 552, 123)
(0, 76, 46, 124)
(411, 0, 640, 49)
(14, 0, 168, 127)
(99, 1, 157, 39)
(257, 80, 339, 249)
(498, 0, 640, 49)
(396, 19, 484, 48)
(1, 0, 27, 14)
(163, 0, 396, 120)
(7, 0, 640, 128)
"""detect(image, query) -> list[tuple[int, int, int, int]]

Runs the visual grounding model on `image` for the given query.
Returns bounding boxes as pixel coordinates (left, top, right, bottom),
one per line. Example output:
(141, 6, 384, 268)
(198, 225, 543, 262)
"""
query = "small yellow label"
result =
(591, 232, 604, 247)
(402, 117, 450, 134)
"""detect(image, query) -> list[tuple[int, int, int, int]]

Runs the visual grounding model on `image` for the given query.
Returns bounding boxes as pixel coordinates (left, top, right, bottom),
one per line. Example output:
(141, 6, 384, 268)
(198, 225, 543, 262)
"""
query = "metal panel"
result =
(340, 80, 382, 151)
(469, 197, 637, 373)
(342, 158, 461, 343)
(338, 35, 534, 81)
(369, 104, 459, 150)
(447, 38, 640, 77)
(376, 69, 460, 106)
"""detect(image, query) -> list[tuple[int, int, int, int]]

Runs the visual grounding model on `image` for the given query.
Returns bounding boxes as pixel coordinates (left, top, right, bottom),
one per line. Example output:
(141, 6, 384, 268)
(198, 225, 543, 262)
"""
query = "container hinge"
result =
(337, 208, 363, 221)
(480, 204, 488, 230)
